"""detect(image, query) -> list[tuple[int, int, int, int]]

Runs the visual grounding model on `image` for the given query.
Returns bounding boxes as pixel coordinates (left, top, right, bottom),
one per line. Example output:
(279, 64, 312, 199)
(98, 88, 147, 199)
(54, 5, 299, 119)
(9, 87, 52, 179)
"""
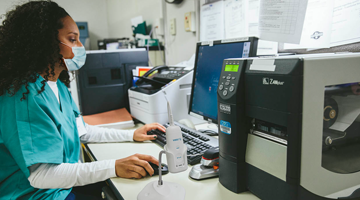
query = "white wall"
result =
(164, 0, 198, 65)
(55, 0, 109, 50)
(0, 0, 21, 23)
(105, 0, 198, 65)
(106, 0, 162, 38)
(0, 0, 109, 50)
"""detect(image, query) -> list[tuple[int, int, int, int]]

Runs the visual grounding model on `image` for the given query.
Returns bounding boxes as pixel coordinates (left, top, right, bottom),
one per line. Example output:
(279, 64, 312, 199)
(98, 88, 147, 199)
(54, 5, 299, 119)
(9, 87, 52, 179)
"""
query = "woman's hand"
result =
(115, 154, 159, 178)
(133, 123, 166, 142)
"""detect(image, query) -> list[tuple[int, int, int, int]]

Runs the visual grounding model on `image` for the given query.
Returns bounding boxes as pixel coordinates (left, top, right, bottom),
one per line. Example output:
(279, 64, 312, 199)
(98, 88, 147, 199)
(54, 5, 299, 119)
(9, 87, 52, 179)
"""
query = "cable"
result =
(163, 91, 174, 126)
(147, 26, 156, 67)
(153, 27, 165, 65)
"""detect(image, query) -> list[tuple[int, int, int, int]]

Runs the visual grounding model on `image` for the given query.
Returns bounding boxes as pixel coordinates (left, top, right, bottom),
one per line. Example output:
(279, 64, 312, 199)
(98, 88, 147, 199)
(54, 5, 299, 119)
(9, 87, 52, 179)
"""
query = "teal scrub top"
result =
(0, 75, 81, 199)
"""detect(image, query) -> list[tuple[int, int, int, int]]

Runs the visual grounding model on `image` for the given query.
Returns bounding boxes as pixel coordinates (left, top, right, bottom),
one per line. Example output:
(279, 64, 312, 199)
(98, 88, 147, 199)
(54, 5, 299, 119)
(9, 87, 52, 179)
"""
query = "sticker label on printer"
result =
(220, 120, 231, 135)
(219, 103, 231, 114)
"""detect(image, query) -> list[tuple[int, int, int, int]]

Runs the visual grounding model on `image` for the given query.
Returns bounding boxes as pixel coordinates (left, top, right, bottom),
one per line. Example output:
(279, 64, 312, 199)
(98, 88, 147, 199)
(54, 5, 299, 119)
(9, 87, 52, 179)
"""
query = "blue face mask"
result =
(61, 42, 86, 71)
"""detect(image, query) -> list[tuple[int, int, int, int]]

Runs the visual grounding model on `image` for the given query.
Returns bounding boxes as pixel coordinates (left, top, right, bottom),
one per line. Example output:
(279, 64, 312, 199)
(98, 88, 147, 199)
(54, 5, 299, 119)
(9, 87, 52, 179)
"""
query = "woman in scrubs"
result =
(0, 1, 166, 199)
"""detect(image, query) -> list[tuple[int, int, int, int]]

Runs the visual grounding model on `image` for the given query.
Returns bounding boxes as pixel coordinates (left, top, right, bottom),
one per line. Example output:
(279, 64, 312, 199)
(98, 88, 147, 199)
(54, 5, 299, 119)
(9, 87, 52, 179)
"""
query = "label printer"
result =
(217, 53, 360, 200)
(129, 66, 201, 124)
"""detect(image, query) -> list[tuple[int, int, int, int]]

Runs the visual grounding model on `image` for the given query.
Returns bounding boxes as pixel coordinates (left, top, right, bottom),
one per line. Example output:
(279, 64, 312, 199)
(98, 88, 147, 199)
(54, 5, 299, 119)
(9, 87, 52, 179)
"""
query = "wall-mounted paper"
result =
(224, 0, 248, 39)
(330, 0, 360, 47)
(284, 0, 334, 49)
(259, 0, 308, 44)
(200, 1, 225, 41)
(248, 0, 260, 36)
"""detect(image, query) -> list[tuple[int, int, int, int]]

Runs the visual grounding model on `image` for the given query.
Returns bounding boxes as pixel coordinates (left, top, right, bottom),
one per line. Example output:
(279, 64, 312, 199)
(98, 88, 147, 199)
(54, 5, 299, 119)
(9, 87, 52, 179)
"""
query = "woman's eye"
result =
(70, 39, 76, 43)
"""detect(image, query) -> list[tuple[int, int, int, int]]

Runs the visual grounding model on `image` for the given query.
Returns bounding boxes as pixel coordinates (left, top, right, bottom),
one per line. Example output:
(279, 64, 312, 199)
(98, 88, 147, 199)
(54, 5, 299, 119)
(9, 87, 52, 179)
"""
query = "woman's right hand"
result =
(115, 154, 159, 179)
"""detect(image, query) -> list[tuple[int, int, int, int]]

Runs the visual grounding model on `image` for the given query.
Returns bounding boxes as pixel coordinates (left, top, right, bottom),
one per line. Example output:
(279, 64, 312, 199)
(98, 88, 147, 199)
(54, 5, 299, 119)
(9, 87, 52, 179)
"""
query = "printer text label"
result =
(263, 77, 284, 86)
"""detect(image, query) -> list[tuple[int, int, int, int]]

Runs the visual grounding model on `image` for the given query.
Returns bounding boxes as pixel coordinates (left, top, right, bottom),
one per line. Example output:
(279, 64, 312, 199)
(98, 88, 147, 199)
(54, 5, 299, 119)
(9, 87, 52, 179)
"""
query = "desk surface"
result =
(87, 141, 260, 200)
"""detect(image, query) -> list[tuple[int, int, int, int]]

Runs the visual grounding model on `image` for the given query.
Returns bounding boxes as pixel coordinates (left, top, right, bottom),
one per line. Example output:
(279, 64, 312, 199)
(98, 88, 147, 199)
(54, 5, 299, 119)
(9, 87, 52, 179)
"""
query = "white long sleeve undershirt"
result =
(28, 160, 117, 189)
(28, 123, 135, 189)
(27, 81, 135, 189)
(81, 124, 134, 143)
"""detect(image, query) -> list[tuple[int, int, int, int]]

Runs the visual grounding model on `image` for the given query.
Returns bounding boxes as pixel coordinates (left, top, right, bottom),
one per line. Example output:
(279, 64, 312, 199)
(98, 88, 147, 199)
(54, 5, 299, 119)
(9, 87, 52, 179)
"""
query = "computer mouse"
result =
(147, 162, 169, 176)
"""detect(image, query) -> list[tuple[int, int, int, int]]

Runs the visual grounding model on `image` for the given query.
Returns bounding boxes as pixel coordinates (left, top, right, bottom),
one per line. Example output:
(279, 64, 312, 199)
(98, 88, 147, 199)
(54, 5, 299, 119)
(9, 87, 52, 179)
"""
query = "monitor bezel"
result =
(188, 37, 259, 124)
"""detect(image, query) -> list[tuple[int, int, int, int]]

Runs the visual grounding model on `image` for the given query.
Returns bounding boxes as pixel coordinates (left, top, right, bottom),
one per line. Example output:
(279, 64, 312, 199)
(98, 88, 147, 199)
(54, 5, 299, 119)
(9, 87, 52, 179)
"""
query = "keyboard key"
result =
(189, 156, 197, 160)
(188, 155, 202, 165)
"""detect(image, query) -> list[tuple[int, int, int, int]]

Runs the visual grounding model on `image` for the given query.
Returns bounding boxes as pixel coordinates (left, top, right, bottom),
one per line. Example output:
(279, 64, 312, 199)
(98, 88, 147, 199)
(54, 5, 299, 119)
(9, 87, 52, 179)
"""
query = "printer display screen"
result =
(190, 42, 249, 122)
(225, 65, 239, 72)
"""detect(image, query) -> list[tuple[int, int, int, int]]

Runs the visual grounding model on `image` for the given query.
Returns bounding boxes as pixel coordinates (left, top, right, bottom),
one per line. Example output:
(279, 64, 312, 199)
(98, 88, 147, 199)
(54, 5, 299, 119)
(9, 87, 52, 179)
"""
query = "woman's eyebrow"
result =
(67, 32, 78, 35)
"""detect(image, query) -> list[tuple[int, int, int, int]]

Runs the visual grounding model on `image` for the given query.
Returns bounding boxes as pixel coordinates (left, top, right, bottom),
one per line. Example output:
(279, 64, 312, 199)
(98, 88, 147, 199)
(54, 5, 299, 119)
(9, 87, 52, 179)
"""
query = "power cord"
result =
(147, 26, 156, 66)
(153, 27, 165, 65)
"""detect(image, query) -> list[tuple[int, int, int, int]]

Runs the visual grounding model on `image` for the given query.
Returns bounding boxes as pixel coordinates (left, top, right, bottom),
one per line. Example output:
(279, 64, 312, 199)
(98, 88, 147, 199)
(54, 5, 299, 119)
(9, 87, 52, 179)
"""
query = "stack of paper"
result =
(83, 108, 135, 129)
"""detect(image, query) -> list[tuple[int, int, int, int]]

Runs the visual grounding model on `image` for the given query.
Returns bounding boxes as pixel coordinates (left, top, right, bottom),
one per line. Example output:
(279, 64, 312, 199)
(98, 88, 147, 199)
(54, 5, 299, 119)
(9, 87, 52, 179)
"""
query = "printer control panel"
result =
(151, 67, 191, 82)
(217, 59, 248, 193)
(218, 60, 242, 99)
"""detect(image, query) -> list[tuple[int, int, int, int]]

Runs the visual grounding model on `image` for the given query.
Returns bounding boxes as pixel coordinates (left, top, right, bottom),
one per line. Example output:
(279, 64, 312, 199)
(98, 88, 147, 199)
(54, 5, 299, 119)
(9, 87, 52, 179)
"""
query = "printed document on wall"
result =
(330, 0, 360, 47)
(248, 0, 260, 36)
(200, 1, 225, 41)
(259, 0, 308, 44)
(224, 0, 248, 39)
(284, 0, 334, 49)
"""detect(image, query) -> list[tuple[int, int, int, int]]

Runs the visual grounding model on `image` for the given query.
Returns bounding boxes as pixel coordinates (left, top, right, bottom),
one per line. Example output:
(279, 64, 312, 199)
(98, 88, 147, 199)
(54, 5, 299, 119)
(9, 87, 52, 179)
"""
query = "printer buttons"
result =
(225, 82, 230, 86)
(229, 86, 234, 92)
(219, 84, 224, 90)
(223, 90, 228, 96)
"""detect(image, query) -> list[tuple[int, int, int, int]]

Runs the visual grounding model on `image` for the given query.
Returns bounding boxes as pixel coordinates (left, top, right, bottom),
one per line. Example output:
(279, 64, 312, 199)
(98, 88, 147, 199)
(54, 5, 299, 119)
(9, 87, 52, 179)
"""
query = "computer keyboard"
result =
(147, 122, 219, 165)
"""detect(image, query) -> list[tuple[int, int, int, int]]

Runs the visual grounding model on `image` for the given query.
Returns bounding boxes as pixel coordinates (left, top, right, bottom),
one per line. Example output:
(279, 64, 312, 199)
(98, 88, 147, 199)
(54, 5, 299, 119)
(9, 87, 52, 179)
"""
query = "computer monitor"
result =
(189, 37, 258, 124)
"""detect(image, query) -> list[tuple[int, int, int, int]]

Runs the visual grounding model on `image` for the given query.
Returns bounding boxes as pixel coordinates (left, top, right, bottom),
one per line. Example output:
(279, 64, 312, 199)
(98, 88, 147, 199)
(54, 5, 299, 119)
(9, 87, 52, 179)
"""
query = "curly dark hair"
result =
(0, 0, 70, 100)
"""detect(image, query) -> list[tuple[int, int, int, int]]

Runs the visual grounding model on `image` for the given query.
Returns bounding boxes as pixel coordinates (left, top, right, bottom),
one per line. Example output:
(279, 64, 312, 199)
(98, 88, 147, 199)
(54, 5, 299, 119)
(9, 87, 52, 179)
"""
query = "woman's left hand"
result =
(133, 123, 166, 142)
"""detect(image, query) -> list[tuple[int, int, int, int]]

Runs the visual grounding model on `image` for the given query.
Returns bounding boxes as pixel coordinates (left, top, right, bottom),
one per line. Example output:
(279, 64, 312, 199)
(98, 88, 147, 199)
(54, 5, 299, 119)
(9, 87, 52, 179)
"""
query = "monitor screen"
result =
(189, 39, 257, 123)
